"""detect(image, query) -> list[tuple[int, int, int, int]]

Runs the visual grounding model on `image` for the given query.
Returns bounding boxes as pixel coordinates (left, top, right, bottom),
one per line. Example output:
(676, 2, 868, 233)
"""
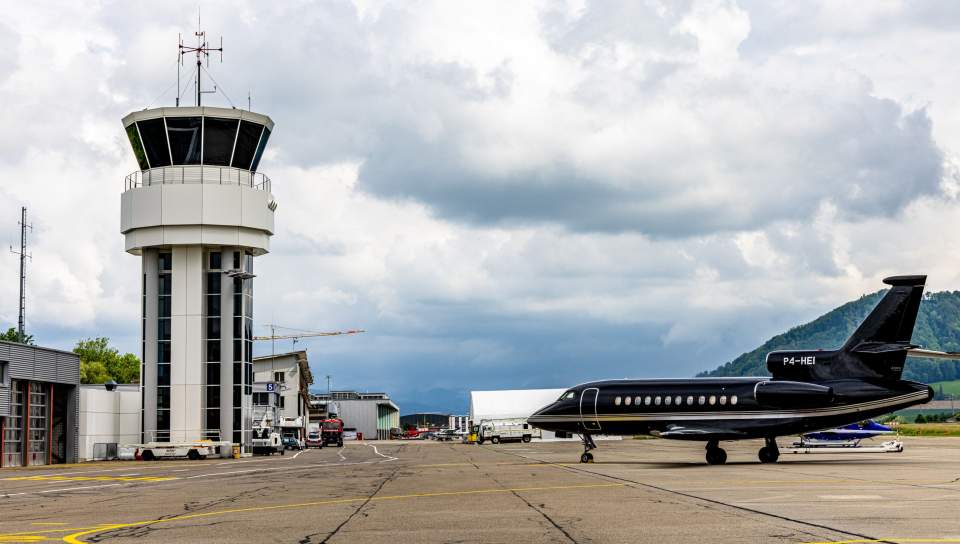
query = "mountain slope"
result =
(698, 290, 960, 383)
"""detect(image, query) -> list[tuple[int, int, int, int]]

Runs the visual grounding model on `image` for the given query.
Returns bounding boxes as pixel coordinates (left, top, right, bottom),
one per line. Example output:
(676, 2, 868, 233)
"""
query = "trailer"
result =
(785, 440, 903, 454)
(135, 441, 224, 461)
(475, 418, 540, 444)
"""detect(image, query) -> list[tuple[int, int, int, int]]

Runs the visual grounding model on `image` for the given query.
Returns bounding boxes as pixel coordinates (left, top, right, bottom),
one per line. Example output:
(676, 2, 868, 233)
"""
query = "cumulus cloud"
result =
(2, 1, 960, 412)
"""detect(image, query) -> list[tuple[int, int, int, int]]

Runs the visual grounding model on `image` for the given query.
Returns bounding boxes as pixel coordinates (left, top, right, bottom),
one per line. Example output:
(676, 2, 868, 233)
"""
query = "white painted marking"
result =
(364, 443, 398, 461)
(817, 495, 883, 500)
(337, 449, 346, 461)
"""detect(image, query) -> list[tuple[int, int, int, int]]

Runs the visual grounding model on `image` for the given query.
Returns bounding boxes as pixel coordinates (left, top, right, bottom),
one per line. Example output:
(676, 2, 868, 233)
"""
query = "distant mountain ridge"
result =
(698, 290, 960, 383)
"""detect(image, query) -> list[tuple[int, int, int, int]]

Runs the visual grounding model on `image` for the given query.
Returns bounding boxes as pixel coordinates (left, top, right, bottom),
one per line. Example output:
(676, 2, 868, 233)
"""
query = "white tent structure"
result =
(469, 389, 570, 440)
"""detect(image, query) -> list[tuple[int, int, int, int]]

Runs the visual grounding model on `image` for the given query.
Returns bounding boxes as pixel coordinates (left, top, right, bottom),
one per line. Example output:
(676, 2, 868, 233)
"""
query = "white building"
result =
(469, 389, 568, 440)
(78, 384, 141, 461)
(449, 414, 468, 431)
(120, 106, 277, 452)
(313, 391, 399, 440)
(253, 351, 312, 439)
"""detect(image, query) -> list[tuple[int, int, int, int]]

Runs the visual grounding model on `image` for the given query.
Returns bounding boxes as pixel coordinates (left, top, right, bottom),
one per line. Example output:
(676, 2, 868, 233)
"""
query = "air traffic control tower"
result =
(120, 32, 276, 450)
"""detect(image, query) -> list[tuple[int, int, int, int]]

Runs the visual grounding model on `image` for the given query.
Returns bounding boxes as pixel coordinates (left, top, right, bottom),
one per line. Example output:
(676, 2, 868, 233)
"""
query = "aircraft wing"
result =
(906, 348, 960, 360)
(653, 425, 748, 439)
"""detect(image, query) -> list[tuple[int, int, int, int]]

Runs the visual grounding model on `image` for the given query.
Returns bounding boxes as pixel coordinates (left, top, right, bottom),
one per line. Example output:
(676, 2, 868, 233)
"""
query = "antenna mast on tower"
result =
(9, 207, 32, 343)
(178, 16, 222, 107)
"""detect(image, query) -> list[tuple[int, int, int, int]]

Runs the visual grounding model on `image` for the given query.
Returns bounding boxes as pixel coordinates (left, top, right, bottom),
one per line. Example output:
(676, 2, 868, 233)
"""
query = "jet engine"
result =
(754, 380, 834, 408)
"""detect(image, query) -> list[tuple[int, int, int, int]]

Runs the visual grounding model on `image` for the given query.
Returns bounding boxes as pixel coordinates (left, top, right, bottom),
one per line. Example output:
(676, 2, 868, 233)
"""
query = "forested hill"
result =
(698, 290, 960, 383)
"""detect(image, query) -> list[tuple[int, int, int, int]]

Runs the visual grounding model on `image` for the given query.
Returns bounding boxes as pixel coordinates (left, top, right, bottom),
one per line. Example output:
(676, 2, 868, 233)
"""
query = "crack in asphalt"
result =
(308, 466, 401, 544)
(487, 446, 896, 544)
(456, 445, 580, 543)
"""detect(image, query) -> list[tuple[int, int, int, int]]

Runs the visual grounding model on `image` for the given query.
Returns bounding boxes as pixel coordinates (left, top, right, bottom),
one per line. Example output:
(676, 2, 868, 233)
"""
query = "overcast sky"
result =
(2, 1, 960, 413)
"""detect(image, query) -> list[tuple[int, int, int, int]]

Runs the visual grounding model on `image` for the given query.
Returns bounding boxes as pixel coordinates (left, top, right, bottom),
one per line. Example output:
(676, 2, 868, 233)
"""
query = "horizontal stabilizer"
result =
(852, 342, 916, 354)
(906, 348, 960, 360)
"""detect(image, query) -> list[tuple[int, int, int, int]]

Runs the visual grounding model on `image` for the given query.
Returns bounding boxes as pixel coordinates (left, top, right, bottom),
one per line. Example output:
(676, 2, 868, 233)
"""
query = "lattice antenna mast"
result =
(178, 18, 222, 107)
(9, 206, 32, 343)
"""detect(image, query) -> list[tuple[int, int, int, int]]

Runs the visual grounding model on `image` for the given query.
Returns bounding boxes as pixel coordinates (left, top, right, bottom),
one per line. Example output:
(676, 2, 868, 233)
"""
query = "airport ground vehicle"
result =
(252, 428, 285, 455)
(306, 430, 324, 448)
(530, 275, 960, 465)
(434, 429, 458, 441)
(321, 418, 344, 447)
(475, 419, 540, 444)
(282, 436, 304, 450)
(136, 442, 221, 461)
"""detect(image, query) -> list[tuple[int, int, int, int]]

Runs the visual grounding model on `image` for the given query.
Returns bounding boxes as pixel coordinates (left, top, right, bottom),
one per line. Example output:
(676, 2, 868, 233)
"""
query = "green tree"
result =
(915, 414, 926, 424)
(0, 327, 34, 344)
(74, 337, 140, 384)
(80, 361, 112, 384)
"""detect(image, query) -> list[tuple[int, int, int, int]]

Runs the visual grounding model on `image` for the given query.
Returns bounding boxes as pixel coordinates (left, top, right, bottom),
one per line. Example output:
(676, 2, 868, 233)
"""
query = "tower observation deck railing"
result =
(125, 166, 271, 193)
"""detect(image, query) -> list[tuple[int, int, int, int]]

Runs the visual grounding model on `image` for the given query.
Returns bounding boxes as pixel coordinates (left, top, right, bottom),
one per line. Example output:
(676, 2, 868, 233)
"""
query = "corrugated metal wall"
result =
(0, 341, 81, 463)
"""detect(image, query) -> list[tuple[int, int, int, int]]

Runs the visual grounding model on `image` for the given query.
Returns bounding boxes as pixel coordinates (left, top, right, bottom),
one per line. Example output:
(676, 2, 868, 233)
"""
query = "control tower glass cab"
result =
(120, 107, 276, 451)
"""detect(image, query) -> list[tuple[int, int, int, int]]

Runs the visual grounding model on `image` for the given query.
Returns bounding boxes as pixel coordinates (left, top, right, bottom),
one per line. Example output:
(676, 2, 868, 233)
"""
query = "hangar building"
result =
(313, 391, 399, 440)
(1, 342, 80, 467)
(469, 389, 568, 440)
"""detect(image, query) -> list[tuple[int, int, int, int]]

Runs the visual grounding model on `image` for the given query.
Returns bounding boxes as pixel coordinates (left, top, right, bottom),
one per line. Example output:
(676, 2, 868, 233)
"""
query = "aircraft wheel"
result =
(580, 452, 594, 463)
(758, 446, 779, 464)
(705, 448, 727, 465)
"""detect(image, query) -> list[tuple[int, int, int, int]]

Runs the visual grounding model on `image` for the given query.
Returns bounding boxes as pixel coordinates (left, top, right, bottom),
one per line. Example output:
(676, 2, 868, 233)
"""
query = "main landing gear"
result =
(580, 433, 597, 463)
(705, 440, 727, 465)
(758, 437, 779, 464)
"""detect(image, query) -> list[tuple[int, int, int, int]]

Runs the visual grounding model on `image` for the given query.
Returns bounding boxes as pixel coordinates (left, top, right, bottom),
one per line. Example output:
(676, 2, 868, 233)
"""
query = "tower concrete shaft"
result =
(120, 106, 276, 450)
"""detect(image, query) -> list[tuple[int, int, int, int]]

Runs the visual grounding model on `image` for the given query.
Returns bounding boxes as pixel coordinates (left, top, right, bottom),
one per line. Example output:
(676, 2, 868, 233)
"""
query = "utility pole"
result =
(326, 375, 332, 394)
(9, 207, 32, 343)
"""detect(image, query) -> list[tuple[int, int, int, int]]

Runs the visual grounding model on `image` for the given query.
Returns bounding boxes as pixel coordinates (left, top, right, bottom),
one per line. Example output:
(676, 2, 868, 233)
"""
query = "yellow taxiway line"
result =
(0, 483, 624, 543)
(804, 540, 960, 544)
(4, 475, 177, 483)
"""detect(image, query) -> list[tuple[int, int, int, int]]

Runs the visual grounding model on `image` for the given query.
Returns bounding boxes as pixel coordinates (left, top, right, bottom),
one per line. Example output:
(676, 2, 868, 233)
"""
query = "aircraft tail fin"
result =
(842, 275, 926, 354)
(768, 275, 926, 381)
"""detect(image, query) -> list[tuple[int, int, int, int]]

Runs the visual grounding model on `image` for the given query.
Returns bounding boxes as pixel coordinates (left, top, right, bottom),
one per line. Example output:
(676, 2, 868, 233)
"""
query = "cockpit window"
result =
(559, 391, 577, 400)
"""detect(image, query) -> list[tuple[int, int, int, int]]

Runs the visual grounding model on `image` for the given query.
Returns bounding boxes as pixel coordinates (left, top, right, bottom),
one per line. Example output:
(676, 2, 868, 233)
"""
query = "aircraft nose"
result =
(528, 403, 555, 426)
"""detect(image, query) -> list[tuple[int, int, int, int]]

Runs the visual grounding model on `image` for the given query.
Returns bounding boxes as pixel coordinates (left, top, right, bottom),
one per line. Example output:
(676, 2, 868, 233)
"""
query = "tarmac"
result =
(1, 436, 959, 543)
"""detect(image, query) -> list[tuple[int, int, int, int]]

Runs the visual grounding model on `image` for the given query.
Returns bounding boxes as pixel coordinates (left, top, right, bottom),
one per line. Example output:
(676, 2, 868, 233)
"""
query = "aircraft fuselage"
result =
(528, 377, 932, 441)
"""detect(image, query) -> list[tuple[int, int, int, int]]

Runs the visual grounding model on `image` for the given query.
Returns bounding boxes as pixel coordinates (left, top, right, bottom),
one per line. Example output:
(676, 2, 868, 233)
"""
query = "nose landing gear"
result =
(758, 437, 780, 463)
(705, 440, 727, 465)
(580, 433, 597, 463)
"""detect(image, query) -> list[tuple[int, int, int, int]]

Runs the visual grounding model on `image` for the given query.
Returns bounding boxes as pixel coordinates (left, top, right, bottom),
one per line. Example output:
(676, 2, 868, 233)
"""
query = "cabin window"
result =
(709, 395, 716, 405)
(719, 396, 727, 405)
(614, 396, 622, 406)
(686, 396, 694, 406)
(635, 396, 642, 406)
(675, 395, 682, 406)
(731, 395, 738, 405)
(654, 396, 661, 405)
(624, 396, 632, 406)
(644, 396, 651, 406)
(698, 395, 706, 405)
(664, 396, 672, 406)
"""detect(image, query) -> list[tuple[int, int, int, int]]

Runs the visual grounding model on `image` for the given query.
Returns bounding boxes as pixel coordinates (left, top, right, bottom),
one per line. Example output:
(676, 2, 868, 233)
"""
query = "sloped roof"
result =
(469, 389, 565, 421)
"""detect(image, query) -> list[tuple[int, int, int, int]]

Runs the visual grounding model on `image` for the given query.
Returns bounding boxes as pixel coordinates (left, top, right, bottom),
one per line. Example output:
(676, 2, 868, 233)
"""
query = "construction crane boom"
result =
(252, 329, 365, 341)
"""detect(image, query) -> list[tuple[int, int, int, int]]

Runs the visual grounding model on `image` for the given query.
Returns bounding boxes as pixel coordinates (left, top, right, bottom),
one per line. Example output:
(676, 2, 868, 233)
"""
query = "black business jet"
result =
(529, 275, 960, 465)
